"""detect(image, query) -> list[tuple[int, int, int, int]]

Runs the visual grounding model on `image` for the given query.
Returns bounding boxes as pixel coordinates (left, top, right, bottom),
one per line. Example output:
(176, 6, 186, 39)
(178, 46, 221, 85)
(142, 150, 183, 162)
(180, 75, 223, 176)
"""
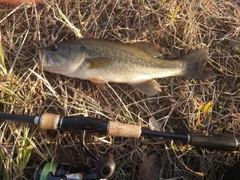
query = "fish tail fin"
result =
(181, 47, 214, 79)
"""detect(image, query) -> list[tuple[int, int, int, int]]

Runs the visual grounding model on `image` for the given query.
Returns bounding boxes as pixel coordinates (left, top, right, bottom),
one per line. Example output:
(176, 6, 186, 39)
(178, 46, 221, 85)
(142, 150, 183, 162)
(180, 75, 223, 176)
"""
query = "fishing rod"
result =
(0, 112, 239, 151)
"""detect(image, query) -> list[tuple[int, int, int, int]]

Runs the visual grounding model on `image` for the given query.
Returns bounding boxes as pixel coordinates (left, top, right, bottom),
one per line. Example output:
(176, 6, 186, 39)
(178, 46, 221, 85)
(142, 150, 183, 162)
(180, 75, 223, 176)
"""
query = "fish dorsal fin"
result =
(129, 79, 161, 95)
(82, 57, 112, 70)
(133, 43, 162, 57)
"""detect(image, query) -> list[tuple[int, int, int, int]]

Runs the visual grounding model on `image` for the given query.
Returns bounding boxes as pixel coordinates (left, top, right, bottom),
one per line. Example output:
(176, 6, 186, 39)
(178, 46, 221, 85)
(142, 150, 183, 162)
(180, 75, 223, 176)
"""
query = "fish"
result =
(38, 38, 214, 95)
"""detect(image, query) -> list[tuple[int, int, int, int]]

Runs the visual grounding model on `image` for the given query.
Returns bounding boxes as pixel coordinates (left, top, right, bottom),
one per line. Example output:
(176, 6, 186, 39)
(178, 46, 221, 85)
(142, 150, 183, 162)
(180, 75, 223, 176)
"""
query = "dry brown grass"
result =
(0, 0, 240, 179)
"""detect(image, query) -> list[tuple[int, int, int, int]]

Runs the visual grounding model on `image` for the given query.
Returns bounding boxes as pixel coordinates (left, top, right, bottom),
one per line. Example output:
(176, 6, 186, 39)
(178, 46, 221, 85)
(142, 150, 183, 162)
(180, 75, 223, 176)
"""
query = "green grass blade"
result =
(0, 39, 7, 76)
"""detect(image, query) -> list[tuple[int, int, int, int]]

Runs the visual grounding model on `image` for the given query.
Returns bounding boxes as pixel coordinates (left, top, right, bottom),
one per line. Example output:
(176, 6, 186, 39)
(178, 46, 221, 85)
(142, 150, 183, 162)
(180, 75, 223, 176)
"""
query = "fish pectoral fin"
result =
(89, 78, 106, 90)
(84, 57, 112, 70)
(89, 77, 106, 84)
(133, 43, 162, 57)
(130, 80, 161, 95)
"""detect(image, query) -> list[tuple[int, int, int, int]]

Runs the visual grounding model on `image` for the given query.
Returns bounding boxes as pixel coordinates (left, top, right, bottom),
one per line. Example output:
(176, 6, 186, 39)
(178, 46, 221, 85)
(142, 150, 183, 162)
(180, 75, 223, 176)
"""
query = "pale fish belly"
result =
(77, 64, 182, 84)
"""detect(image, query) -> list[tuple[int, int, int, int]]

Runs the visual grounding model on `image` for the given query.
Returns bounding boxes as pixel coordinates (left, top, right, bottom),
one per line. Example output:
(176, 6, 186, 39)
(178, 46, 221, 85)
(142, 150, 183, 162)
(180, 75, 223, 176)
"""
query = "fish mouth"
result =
(38, 49, 46, 65)
(38, 49, 54, 67)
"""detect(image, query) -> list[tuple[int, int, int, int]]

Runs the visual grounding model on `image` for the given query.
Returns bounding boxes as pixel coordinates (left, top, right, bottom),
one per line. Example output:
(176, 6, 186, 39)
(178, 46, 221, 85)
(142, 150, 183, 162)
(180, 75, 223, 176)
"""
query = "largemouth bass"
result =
(39, 38, 213, 95)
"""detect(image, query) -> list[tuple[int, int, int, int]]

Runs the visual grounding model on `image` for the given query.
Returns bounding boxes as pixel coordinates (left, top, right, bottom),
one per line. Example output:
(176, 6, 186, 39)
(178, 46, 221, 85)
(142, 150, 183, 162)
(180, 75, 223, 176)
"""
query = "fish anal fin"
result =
(133, 43, 162, 57)
(181, 47, 214, 79)
(130, 80, 161, 95)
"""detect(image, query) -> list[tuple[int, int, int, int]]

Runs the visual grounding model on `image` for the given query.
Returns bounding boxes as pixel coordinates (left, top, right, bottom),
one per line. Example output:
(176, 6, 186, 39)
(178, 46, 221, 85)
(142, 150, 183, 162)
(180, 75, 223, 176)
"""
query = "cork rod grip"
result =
(39, 113, 60, 130)
(108, 121, 141, 138)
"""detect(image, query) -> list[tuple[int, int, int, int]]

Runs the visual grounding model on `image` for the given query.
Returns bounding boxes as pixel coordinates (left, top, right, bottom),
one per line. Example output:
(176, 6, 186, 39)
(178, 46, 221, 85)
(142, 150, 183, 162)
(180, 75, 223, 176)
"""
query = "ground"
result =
(0, 0, 240, 179)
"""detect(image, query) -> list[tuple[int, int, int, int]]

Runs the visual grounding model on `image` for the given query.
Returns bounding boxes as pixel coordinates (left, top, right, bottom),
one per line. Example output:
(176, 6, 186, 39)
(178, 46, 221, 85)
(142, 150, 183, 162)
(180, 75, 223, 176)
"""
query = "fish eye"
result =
(51, 44, 58, 51)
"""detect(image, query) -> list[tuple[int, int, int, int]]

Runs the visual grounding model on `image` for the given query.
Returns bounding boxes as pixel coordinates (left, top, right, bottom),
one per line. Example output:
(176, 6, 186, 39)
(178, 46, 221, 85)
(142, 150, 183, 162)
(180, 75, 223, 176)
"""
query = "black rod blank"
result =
(0, 113, 35, 123)
(141, 129, 188, 140)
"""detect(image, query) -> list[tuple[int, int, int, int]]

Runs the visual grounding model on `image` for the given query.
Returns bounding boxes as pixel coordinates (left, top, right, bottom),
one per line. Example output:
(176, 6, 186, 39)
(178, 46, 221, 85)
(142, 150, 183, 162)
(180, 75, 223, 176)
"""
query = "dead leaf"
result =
(149, 117, 161, 131)
(139, 152, 160, 180)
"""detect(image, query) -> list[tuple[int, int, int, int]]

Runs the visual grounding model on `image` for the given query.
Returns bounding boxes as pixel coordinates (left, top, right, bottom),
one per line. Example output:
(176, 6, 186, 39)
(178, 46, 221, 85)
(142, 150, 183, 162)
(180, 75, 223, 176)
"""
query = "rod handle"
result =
(38, 113, 142, 138)
(188, 133, 239, 151)
(108, 121, 141, 138)
(39, 113, 60, 130)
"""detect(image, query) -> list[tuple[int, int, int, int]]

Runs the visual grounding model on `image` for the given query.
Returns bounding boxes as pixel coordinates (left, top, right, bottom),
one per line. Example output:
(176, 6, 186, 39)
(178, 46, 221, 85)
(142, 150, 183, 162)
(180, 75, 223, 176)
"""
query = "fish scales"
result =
(78, 39, 183, 80)
(81, 39, 179, 68)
